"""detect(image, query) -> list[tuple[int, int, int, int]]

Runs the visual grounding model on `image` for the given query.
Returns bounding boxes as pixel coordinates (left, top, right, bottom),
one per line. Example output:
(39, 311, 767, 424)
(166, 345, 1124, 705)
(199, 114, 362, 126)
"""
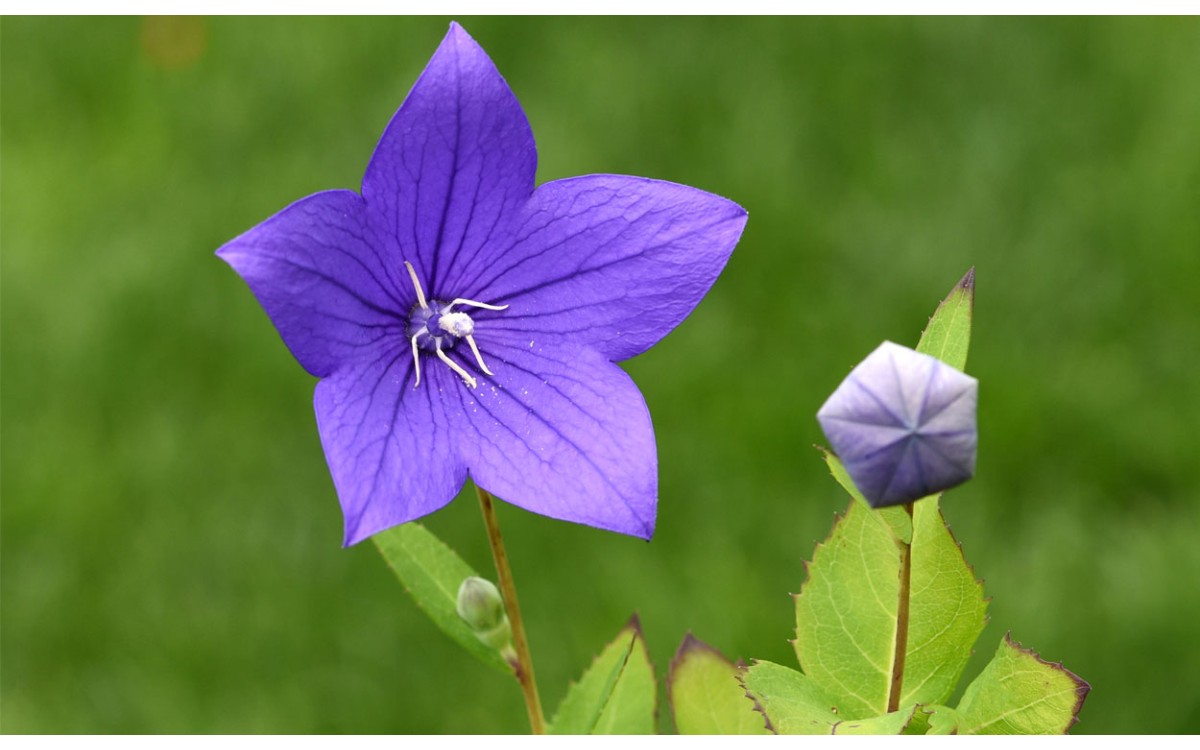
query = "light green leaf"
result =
(372, 523, 509, 674)
(954, 634, 1090, 734)
(668, 634, 769, 734)
(795, 454, 988, 716)
(923, 704, 961, 734)
(916, 267, 974, 371)
(834, 706, 920, 735)
(742, 661, 917, 735)
(899, 497, 988, 707)
(552, 632, 634, 735)
(550, 617, 657, 734)
(793, 470, 902, 718)
(740, 661, 841, 734)
(591, 623, 657, 735)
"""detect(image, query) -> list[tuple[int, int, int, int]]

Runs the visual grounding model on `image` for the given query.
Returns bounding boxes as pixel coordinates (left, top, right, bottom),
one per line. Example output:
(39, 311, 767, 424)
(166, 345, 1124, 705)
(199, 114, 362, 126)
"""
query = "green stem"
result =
(888, 502, 915, 713)
(476, 484, 546, 734)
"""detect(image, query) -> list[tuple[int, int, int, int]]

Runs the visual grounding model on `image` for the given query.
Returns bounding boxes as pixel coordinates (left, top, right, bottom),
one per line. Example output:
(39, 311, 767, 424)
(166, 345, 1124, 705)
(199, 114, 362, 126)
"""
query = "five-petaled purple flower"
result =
(217, 23, 747, 545)
(817, 342, 978, 508)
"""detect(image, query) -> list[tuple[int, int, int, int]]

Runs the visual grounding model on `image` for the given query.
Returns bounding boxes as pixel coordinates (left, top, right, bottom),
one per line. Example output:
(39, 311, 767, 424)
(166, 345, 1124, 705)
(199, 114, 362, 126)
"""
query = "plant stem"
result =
(888, 502, 915, 713)
(476, 484, 546, 734)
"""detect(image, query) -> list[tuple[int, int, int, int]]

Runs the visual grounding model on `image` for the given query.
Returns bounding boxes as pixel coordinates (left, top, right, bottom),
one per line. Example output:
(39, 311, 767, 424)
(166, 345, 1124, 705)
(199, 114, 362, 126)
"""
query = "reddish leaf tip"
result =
(668, 632, 729, 683)
(668, 633, 736, 701)
(958, 267, 976, 293)
(622, 612, 644, 637)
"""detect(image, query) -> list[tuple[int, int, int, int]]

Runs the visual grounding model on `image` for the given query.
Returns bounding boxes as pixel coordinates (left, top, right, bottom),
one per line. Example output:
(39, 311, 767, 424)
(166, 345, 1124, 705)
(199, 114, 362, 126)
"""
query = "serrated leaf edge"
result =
(789, 486, 903, 693)
(737, 659, 779, 735)
(922, 501, 993, 657)
(550, 614, 658, 735)
(1001, 632, 1091, 733)
(740, 661, 923, 735)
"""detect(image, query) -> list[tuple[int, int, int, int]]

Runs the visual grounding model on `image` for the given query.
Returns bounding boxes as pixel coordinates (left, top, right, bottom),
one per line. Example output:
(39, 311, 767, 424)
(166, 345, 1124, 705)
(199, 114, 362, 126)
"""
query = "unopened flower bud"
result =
(817, 341, 978, 508)
(456, 576, 512, 651)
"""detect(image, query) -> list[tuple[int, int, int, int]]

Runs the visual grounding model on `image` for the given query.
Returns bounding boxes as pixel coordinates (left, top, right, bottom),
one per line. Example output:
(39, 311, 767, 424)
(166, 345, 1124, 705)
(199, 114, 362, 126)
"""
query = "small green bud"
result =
(456, 576, 512, 651)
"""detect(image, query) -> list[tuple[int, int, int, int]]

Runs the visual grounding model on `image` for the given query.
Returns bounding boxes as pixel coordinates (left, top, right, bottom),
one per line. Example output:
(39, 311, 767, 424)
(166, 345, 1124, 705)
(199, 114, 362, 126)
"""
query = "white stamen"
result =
(449, 297, 509, 312)
(465, 334, 494, 376)
(405, 261, 429, 310)
(410, 333, 422, 388)
(437, 343, 477, 389)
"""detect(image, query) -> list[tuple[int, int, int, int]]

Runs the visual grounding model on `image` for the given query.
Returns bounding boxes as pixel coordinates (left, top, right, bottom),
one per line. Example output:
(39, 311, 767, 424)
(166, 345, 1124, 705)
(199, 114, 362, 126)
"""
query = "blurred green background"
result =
(3, 16, 1199, 734)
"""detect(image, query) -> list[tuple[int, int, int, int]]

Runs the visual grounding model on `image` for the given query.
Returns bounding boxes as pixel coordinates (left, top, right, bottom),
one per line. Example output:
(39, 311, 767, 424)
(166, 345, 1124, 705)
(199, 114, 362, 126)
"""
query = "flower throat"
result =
(404, 261, 507, 389)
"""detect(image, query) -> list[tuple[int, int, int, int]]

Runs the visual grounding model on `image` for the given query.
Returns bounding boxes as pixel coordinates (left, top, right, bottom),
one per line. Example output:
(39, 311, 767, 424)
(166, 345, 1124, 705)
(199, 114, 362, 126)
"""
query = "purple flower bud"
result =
(817, 341, 978, 508)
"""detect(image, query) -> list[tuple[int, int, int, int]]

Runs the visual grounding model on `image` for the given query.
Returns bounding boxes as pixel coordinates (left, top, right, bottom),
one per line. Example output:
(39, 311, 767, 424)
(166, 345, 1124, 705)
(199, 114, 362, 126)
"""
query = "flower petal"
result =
(217, 189, 411, 378)
(362, 22, 537, 298)
(445, 329, 657, 539)
(314, 341, 467, 546)
(456, 175, 746, 362)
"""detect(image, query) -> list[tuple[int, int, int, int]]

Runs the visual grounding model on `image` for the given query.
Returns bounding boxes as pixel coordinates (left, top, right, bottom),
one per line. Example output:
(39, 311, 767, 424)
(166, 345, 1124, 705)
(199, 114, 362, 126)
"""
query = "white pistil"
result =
(404, 260, 508, 390)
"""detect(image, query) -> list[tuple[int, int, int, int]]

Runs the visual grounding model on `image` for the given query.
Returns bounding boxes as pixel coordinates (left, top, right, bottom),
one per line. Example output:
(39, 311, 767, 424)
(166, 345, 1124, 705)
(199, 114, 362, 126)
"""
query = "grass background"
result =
(3, 16, 1198, 733)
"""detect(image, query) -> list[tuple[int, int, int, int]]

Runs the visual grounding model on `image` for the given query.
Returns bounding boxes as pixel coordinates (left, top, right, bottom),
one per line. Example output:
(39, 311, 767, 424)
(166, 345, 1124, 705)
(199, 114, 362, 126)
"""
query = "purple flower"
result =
(217, 23, 746, 545)
(817, 342, 978, 508)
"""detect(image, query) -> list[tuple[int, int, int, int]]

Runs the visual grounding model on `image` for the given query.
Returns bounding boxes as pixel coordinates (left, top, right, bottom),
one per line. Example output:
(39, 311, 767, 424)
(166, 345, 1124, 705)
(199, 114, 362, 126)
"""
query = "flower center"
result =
(407, 306, 474, 351)
(404, 261, 507, 390)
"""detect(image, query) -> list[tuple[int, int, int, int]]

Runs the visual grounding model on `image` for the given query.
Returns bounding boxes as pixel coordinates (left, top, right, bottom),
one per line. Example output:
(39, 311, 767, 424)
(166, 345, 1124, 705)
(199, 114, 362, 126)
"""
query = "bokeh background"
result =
(3, 16, 1198, 733)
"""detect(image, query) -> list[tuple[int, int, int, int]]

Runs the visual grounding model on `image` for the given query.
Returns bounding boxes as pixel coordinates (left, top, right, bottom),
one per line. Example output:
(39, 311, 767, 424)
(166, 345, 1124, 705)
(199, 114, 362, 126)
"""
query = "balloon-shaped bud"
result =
(817, 341, 978, 507)
(456, 576, 512, 651)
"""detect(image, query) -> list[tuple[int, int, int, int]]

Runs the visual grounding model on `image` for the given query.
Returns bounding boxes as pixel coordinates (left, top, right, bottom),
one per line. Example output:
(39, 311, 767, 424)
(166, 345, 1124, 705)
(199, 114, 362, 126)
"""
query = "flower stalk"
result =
(476, 484, 546, 734)
(887, 502, 915, 713)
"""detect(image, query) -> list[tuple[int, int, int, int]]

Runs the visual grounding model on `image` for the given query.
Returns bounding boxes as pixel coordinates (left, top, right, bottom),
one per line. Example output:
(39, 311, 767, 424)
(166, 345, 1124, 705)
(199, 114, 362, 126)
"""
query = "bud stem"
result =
(887, 501, 915, 713)
(476, 484, 546, 734)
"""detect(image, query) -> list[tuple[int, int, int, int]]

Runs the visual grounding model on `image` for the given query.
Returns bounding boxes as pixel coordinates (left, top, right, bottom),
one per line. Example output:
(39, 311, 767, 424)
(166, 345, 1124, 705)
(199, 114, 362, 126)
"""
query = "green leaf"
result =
(922, 704, 961, 734)
(552, 632, 634, 735)
(796, 456, 905, 717)
(953, 634, 1090, 734)
(741, 661, 836, 734)
(899, 497, 988, 707)
(916, 267, 974, 371)
(372, 523, 509, 674)
(742, 661, 918, 734)
(668, 634, 769, 734)
(794, 454, 988, 716)
(834, 706, 919, 735)
(550, 617, 658, 734)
